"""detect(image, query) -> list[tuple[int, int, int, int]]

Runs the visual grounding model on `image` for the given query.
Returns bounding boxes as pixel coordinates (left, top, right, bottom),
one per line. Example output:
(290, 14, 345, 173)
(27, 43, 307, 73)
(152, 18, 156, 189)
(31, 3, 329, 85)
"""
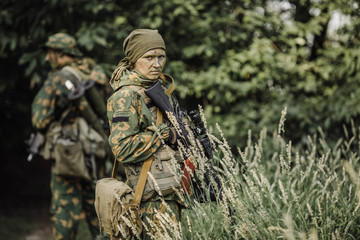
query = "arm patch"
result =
(112, 116, 129, 123)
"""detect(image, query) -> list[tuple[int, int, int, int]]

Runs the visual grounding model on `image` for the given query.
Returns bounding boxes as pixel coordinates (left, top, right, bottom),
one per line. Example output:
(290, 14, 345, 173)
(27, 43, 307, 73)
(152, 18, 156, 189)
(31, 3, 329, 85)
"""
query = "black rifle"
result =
(145, 81, 212, 157)
(145, 81, 221, 202)
(145, 81, 190, 145)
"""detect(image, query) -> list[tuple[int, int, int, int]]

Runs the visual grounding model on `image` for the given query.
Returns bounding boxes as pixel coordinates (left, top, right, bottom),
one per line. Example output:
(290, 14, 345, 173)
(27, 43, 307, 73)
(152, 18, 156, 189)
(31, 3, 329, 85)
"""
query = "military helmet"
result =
(44, 33, 82, 57)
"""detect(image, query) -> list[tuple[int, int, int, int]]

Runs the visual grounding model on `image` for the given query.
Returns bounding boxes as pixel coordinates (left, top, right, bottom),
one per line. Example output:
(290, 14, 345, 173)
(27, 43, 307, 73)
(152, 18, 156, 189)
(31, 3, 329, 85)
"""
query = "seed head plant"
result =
(147, 106, 360, 239)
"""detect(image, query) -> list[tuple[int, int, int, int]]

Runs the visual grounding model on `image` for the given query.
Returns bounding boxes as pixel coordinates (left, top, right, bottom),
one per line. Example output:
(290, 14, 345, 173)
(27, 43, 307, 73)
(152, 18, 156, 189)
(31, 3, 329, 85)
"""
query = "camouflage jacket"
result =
(107, 70, 177, 164)
(31, 58, 111, 132)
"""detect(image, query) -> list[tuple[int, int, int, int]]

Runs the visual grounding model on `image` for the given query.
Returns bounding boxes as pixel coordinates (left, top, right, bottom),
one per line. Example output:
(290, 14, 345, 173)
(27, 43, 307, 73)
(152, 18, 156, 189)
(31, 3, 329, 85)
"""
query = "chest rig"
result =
(124, 75, 182, 201)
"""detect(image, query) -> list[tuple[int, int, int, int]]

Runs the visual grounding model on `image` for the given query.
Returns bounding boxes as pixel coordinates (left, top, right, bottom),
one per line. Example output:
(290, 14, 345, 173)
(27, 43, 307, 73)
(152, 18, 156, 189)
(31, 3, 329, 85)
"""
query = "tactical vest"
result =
(123, 84, 181, 201)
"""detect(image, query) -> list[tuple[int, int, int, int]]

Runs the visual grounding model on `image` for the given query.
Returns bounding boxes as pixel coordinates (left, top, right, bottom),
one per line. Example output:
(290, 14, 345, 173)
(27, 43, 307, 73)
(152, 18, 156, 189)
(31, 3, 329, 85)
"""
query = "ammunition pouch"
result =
(126, 145, 182, 201)
(52, 139, 91, 180)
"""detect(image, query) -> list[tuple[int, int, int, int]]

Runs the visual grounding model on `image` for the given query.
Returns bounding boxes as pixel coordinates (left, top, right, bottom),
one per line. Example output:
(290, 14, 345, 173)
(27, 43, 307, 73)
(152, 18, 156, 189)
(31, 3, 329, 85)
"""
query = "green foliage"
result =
(1, 1, 360, 237)
(1, 0, 360, 163)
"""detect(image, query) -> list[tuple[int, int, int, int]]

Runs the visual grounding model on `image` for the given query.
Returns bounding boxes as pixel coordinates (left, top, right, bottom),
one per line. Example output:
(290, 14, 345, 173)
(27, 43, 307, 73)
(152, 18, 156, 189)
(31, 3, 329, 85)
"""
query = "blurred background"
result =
(1, 0, 359, 239)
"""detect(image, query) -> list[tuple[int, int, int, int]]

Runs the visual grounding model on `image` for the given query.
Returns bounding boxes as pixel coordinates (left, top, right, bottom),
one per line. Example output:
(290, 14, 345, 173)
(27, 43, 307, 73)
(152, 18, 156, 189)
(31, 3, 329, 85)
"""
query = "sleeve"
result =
(31, 74, 70, 131)
(107, 88, 170, 164)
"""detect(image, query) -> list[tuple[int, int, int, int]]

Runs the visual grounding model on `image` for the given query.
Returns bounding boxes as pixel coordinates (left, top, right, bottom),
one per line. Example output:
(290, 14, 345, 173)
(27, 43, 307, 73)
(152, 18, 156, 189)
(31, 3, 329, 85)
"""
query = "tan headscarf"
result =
(110, 29, 166, 83)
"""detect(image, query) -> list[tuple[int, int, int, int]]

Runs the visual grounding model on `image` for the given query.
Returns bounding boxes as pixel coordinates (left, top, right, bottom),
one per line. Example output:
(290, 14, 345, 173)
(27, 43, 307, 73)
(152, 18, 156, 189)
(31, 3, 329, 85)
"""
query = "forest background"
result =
(1, 0, 360, 239)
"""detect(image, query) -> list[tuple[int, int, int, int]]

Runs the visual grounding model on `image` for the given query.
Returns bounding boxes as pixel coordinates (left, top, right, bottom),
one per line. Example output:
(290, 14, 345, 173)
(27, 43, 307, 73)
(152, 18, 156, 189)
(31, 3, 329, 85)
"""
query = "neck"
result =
(56, 55, 75, 69)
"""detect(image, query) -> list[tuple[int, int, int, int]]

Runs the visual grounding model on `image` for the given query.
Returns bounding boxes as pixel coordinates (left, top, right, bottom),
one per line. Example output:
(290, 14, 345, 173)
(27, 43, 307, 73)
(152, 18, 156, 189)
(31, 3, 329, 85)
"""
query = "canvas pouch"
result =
(94, 178, 142, 239)
(94, 156, 153, 239)
(126, 145, 181, 201)
(52, 138, 91, 180)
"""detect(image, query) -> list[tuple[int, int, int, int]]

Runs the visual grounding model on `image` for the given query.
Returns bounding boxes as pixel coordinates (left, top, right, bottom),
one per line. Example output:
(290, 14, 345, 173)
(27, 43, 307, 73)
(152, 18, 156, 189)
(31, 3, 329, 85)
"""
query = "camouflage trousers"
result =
(139, 199, 181, 240)
(98, 198, 182, 240)
(50, 173, 100, 240)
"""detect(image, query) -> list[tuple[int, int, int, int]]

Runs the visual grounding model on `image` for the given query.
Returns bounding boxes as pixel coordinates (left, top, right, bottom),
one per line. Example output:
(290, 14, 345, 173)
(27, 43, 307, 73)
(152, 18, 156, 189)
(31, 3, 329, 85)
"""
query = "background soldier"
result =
(31, 32, 111, 240)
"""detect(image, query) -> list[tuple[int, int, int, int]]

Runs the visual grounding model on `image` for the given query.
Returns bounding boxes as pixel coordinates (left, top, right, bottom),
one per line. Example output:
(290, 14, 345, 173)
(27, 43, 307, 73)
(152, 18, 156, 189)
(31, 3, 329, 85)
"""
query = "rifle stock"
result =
(144, 81, 174, 116)
(145, 81, 190, 144)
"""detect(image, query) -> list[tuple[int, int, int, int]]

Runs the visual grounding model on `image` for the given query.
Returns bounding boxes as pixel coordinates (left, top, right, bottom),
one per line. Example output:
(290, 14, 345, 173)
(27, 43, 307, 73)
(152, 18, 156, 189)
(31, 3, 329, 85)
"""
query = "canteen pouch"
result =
(95, 178, 142, 239)
(52, 138, 91, 181)
(127, 146, 181, 201)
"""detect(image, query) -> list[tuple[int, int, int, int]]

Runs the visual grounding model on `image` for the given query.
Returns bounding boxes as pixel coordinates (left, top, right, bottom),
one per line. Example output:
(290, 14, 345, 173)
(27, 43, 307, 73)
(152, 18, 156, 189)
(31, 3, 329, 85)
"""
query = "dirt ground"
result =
(1, 182, 91, 240)
(0, 153, 51, 240)
(25, 226, 52, 240)
(0, 197, 52, 240)
(0, 153, 93, 240)
(23, 203, 52, 240)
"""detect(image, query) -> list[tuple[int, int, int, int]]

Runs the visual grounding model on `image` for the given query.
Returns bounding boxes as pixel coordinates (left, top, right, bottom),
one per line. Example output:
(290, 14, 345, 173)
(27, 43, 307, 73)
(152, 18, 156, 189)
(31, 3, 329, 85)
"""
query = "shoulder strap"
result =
(159, 73, 175, 96)
(111, 108, 163, 204)
(132, 156, 153, 204)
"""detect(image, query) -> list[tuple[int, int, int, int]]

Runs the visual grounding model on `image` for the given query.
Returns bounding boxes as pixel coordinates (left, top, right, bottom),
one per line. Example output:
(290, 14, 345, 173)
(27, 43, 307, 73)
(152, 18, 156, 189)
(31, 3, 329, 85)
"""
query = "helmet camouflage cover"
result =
(44, 33, 82, 57)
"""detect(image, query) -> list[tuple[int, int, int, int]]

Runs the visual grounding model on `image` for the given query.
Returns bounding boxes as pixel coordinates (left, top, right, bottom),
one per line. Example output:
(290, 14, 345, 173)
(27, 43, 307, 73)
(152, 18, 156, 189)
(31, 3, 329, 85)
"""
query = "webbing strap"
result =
(132, 107, 163, 204)
(110, 154, 152, 205)
(156, 107, 163, 125)
(132, 156, 152, 205)
(160, 73, 175, 96)
(111, 107, 164, 205)
(111, 160, 119, 178)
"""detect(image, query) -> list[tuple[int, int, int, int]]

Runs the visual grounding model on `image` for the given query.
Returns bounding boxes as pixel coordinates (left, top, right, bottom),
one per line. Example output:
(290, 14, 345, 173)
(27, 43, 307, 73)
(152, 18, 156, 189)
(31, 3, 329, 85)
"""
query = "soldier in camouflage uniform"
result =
(107, 29, 185, 239)
(31, 33, 111, 240)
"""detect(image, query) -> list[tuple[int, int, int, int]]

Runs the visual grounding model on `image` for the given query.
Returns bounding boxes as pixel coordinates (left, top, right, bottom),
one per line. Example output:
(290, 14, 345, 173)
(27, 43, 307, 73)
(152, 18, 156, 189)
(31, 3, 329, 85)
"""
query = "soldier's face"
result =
(134, 48, 166, 80)
(45, 49, 60, 69)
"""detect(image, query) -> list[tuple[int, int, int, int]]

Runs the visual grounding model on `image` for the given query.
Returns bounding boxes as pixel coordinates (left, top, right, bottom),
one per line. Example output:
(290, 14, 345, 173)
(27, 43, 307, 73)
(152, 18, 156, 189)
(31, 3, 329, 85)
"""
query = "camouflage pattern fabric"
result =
(32, 58, 111, 131)
(50, 173, 99, 240)
(31, 56, 110, 239)
(107, 69, 183, 239)
(44, 32, 83, 57)
(140, 199, 181, 240)
(107, 70, 171, 164)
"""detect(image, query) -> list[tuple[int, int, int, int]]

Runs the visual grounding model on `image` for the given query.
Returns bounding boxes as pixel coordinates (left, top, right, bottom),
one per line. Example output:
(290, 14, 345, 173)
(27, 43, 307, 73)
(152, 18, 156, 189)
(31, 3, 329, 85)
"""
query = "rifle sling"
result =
(159, 73, 175, 96)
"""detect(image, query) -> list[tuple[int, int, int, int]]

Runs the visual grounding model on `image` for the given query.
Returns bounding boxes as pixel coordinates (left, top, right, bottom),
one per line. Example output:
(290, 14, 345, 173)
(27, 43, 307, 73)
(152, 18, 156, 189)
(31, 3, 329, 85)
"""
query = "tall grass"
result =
(144, 108, 360, 239)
